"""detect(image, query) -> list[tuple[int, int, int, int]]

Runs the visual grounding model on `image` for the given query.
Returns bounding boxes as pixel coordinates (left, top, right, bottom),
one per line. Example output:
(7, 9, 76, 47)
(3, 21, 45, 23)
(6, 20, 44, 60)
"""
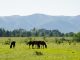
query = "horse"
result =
(10, 41, 16, 48)
(27, 41, 35, 49)
(27, 41, 47, 49)
(38, 41, 47, 48)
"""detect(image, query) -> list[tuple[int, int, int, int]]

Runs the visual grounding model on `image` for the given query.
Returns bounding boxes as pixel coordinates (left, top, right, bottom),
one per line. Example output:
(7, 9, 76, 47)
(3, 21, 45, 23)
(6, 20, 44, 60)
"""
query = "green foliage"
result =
(4, 38, 11, 45)
(64, 32, 75, 37)
(0, 28, 79, 38)
(73, 32, 80, 42)
(0, 28, 65, 37)
(55, 38, 63, 44)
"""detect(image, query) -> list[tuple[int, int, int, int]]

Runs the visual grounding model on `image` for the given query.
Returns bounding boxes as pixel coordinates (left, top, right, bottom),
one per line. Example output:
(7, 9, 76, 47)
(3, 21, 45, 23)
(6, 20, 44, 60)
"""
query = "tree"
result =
(6, 31, 11, 37)
(49, 30, 53, 37)
(73, 32, 80, 42)
(52, 30, 62, 37)
(64, 32, 74, 37)
(0, 28, 3, 37)
(26, 31, 32, 37)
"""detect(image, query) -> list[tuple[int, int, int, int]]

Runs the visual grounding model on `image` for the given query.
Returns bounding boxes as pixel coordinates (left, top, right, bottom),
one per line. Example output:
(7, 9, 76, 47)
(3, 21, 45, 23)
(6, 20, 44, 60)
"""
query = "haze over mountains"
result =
(0, 14, 80, 33)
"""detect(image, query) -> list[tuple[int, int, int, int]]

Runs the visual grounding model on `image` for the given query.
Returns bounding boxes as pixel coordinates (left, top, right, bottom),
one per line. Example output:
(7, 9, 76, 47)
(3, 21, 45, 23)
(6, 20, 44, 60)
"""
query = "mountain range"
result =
(0, 14, 80, 33)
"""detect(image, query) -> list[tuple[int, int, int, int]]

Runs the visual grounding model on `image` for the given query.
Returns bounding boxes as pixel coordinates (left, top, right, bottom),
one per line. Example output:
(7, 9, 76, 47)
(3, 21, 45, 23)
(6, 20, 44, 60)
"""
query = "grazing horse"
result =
(38, 41, 47, 48)
(27, 41, 47, 49)
(10, 41, 16, 48)
(27, 41, 34, 49)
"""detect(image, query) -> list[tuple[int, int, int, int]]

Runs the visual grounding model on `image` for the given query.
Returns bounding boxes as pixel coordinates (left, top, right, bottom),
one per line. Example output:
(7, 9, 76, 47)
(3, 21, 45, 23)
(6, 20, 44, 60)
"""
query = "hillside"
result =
(0, 14, 80, 32)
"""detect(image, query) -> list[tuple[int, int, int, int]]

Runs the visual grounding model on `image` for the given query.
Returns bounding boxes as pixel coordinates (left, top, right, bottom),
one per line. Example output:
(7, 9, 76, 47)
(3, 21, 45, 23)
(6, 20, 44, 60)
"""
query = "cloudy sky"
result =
(0, 0, 80, 16)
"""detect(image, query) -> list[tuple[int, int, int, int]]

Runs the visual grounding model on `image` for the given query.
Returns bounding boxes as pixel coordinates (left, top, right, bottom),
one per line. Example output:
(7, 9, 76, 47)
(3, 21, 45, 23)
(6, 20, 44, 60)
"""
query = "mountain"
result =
(0, 14, 80, 33)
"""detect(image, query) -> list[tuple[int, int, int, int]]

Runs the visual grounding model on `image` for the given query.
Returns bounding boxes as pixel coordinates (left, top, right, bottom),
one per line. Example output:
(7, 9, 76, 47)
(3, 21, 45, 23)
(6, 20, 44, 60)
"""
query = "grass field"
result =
(0, 37, 80, 60)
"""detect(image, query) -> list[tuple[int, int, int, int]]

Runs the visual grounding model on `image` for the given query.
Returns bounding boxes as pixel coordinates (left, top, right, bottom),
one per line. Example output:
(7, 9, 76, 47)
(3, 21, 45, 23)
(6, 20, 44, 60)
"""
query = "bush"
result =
(4, 40, 10, 45)
(73, 32, 80, 42)
(55, 38, 64, 44)
(34, 51, 43, 56)
(4, 38, 11, 45)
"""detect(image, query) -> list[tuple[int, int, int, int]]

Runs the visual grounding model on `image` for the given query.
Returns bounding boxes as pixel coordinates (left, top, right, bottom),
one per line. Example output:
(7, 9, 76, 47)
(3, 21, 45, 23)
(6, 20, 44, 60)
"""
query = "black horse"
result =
(27, 41, 34, 48)
(27, 41, 47, 49)
(38, 41, 47, 48)
(10, 41, 16, 48)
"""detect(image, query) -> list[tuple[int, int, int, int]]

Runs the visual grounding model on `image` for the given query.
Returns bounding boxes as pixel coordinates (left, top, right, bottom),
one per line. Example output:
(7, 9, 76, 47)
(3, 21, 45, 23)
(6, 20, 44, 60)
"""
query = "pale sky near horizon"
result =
(0, 0, 80, 16)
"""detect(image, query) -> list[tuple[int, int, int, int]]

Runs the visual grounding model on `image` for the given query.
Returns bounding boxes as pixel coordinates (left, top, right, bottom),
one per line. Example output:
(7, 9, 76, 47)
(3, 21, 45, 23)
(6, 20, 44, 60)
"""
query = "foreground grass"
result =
(0, 37, 80, 60)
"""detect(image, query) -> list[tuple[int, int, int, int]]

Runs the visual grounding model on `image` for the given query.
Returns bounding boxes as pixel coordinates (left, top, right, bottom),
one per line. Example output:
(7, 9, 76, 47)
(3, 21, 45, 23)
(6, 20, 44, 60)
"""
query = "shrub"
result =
(4, 40, 10, 45)
(34, 51, 43, 56)
(4, 38, 11, 45)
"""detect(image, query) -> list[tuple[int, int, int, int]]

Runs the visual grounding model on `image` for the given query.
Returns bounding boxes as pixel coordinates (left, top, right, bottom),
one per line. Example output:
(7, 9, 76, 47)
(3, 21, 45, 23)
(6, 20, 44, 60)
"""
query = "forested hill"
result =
(0, 14, 80, 33)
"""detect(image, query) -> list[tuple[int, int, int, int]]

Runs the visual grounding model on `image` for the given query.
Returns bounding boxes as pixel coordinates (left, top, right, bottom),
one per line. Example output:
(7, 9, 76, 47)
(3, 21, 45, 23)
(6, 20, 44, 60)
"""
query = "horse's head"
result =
(26, 41, 31, 45)
(44, 42, 47, 48)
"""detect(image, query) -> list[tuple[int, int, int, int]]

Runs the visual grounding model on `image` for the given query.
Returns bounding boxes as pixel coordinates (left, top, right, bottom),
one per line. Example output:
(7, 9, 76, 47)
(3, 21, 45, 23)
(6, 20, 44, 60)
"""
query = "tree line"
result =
(0, 28, 76, 37)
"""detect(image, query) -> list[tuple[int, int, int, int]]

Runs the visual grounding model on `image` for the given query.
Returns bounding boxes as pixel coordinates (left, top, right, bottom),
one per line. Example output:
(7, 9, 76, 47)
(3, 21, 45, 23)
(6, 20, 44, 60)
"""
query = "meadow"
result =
(0, 37, 80, 60)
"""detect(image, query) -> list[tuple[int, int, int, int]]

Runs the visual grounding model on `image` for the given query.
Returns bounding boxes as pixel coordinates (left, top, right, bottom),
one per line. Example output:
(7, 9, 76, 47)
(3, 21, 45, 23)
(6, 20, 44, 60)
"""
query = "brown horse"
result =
(27, 41, 47, 49)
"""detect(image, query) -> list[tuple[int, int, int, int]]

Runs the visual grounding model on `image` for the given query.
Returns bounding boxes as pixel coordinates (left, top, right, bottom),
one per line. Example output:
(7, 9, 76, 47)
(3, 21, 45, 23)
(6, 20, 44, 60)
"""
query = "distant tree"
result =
(73, 32, 80, 42)
(0, 28, 3, 37)
(52, 30, 62, 37)
(31, 27, 37, 36)
(35, 31, 39, 37)
(64, 32, 74, 37)
(6, 31, 11, 37)
(26, 31, 32, 37)
(0, 28, 78, 37)
(49, 30, 53, 37)
(41, 32, 46, 36)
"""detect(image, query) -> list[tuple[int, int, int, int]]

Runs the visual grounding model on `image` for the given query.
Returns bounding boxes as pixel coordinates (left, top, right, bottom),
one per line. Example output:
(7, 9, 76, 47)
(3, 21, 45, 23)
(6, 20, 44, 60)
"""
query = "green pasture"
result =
(0, 37, 80, 60)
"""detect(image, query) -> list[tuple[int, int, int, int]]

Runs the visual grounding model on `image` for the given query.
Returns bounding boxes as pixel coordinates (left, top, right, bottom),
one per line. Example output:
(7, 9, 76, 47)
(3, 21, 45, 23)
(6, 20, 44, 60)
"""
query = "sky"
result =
(0, 0, 80, 16)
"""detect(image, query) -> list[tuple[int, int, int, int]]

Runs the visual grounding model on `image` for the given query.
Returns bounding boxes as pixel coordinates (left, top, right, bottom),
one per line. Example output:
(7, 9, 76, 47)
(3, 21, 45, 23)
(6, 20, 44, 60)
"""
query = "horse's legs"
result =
(29, 44, 30, 48)
(32, 44, 34, 49)
(10, 45, 12, 48)
(38, 45, 40, 49)
(13, 44, 15, 48)
(40, 45, 42, 49)
(37, 44, 40, 49)
(43, 45, 44, 49)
